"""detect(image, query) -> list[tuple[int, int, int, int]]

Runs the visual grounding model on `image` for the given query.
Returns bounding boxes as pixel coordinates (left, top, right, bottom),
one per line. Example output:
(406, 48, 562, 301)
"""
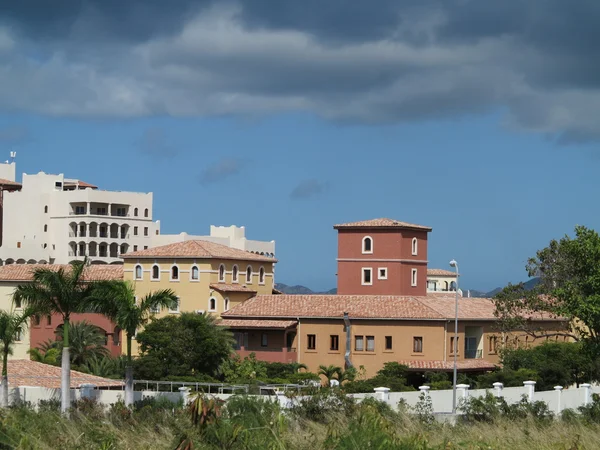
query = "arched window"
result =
(135, 265, 143, 280)
(144, 208, 149, 218)
(444, 281, 449, 291)
(224, 298, 230, 311)
(191, 266, 199, 280)
(152, 264, 160, 280)
(134, 208, 138, 217)
(259, 267, 265, 284)
(246, 266, 253, 284)
(219, 264, 226, 282)
(362, 236, 373, 254)
(171, 265, 179, 281)
(209, 298, 217, 311)
(450, 281, 457, 291)
(44, 205, 48, 213)
(232, 265, 239, 283)
(412, 238, 418, 256)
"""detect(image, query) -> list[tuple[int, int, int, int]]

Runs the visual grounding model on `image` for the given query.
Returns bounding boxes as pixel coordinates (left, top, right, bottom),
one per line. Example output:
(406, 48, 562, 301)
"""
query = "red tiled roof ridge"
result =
(210, 283, 257, 293)
(0, 178, 22, 187)
(0, 264, 123, 282)
(427, 268, 458, 277)
(222, 293, 563, 322)
(122, 239, 276, 262)
(334, 218, 432, 231)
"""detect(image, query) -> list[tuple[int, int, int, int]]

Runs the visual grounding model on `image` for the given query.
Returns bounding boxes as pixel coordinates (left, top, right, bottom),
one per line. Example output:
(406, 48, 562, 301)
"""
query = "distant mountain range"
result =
(276, 278, 540, 298)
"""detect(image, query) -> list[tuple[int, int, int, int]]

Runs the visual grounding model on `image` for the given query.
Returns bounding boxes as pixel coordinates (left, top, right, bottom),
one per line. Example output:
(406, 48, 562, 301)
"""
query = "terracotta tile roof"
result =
(334, 218, 432, 231)
(398, 359, 498, 371)
(7, 359, 123, 388)
(223, 294, 563, 322)
(122, 240, 277, 263)
(0, 178, 22, 190)
(218, 319, 297, 329)
(77, 180, 98, 189)
(210, 283, 257, 293)
(427, 269, 458, 277)
(0, 264, 123, 282)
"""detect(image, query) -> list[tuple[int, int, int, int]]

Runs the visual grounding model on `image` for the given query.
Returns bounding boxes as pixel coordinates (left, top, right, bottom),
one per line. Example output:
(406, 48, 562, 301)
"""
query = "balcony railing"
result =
(465, 349, 483, 359)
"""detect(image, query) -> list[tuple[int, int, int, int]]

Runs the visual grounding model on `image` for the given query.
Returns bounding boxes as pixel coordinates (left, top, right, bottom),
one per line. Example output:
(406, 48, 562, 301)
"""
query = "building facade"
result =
(221, 217, 568, 377)
(335, 218, 431, 296)
(120, 240, 276, 355)
(0, 167, 159, 265)
(0, 264, 124, 359)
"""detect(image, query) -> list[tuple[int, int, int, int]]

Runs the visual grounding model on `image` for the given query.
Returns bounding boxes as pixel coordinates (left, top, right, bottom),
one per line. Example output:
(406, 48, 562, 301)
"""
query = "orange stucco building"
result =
(222, 218, 568, 377)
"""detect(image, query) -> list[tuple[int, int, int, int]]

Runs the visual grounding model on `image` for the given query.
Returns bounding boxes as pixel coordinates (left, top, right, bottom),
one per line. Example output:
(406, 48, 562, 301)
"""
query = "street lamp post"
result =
(449, 259, 459, 414)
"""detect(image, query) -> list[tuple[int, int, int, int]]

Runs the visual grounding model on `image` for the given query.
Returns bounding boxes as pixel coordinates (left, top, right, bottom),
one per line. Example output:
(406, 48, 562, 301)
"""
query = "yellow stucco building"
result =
(120, 240, 276, 355)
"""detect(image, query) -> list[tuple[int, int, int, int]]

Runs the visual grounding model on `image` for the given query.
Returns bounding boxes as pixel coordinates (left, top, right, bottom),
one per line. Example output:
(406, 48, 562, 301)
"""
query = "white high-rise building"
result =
(0, 161, 160, 265)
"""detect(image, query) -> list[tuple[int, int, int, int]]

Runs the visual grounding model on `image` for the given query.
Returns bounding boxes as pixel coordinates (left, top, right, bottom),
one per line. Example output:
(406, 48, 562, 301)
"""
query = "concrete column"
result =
(86, 202, 90, 215)
(457, 384, 470, 401)
(493, 382, 504, 398)
(178, 387, 190, 405)
(108, 203, 112, 216)
(418, 386, 431, 396)
(79, 383, 96, 400)
(373, 387, 390, 402)
(554, 386, 563, 414)
(581, 383, 592, 406)
(523, 380, 536, 402)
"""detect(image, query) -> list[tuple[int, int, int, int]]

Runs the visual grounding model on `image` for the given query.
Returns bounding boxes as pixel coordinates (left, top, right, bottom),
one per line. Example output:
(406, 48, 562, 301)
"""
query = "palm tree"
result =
(28, 347, 60, 365)
(13, 260, 98, 414)
(318, 364, 342, 387)
(0, 308, 33, 407)
(88, 280, 178, 406)
(54, 320, 110, 367)
(335, 366, 357, 384)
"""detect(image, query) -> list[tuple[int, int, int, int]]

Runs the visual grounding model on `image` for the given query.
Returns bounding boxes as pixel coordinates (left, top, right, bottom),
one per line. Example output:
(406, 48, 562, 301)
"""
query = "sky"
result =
(0, 1, 599, 292)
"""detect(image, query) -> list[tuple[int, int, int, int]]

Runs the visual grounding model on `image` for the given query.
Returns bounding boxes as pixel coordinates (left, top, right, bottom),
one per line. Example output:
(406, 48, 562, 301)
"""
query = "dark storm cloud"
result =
(0, 0, 599, 141)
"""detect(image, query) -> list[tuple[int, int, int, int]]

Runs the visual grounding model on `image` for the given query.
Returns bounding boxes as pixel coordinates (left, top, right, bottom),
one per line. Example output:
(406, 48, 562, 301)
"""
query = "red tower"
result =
(334, 218, 432, 296)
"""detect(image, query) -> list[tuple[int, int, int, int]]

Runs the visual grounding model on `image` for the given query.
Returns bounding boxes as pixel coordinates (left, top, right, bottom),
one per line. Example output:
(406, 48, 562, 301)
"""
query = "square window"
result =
(330, 335, 339, 351)
(366, 336, 375, 352)
(133, 245, 138, 251)
(362, 268, 372, 285)
(355, 335, 364, 351)
(413, 336, 423, 353)
(378, 268, 387, 280)
(385, 336, 393, 350)
(307, 334, 316, 350)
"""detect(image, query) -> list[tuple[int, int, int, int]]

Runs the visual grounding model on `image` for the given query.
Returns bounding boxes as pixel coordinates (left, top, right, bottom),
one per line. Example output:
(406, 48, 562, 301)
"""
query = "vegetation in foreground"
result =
(0, 391, 600, 449)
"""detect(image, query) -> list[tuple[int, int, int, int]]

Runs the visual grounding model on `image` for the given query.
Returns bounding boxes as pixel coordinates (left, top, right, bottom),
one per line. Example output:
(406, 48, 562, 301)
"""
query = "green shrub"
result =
(291, 388, 356, 423)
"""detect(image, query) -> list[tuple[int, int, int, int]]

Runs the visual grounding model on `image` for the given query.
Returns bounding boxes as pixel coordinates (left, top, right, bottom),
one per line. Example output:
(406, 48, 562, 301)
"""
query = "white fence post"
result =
(456, 384, 470, 402)
(418, 386, 431, 396)
(373, 387, 390, 402)
(523, 380, 536, 402)
(554, 386, 563, 414)
(581, 383, 592, 406)
(178, 387, 190, 405)
(492, 382, 504, 398)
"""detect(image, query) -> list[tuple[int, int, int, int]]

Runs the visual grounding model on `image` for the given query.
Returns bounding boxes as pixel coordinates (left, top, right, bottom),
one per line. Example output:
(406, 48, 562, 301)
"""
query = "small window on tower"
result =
(362, 236, 373, 254)
(412, 238, 418, 256)
(378, 268, 387, 280)
(362, 268, 372, 285)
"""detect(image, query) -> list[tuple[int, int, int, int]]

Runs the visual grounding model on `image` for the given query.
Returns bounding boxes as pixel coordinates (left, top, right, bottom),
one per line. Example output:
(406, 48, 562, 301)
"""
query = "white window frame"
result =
(232, 265, 239, 283)
(362, 267, 373, 286)
(218, 264, 226, 282)
(259, 266, 265, 285)
(169, 297, 180, 314)
(246, 265, 253, 284)
(151, 264, 160, 281)
(208, 297, 217, 312)
(134, 265, 143, 280)
(224, 297, 230, 312)
(378, 267, 387, 280)
(190, 265, 199, 281)
(170, 264, 180, 281)
(362, 236, 373, 254)
(411, 268, 418, 287)
(412, 238, 418, 256)
(150, 303, 160, 314)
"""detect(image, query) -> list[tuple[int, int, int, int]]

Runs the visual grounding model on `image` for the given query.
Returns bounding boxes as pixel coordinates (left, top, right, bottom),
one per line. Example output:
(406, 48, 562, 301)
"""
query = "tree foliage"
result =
(494, 226, 600, 344)
(135, 313, 233, 379)
(52, 320, 109, 366)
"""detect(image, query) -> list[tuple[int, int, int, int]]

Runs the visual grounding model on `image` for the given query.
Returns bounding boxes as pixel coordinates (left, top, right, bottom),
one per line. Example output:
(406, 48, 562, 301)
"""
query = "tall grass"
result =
(0, 393, 598, 449)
